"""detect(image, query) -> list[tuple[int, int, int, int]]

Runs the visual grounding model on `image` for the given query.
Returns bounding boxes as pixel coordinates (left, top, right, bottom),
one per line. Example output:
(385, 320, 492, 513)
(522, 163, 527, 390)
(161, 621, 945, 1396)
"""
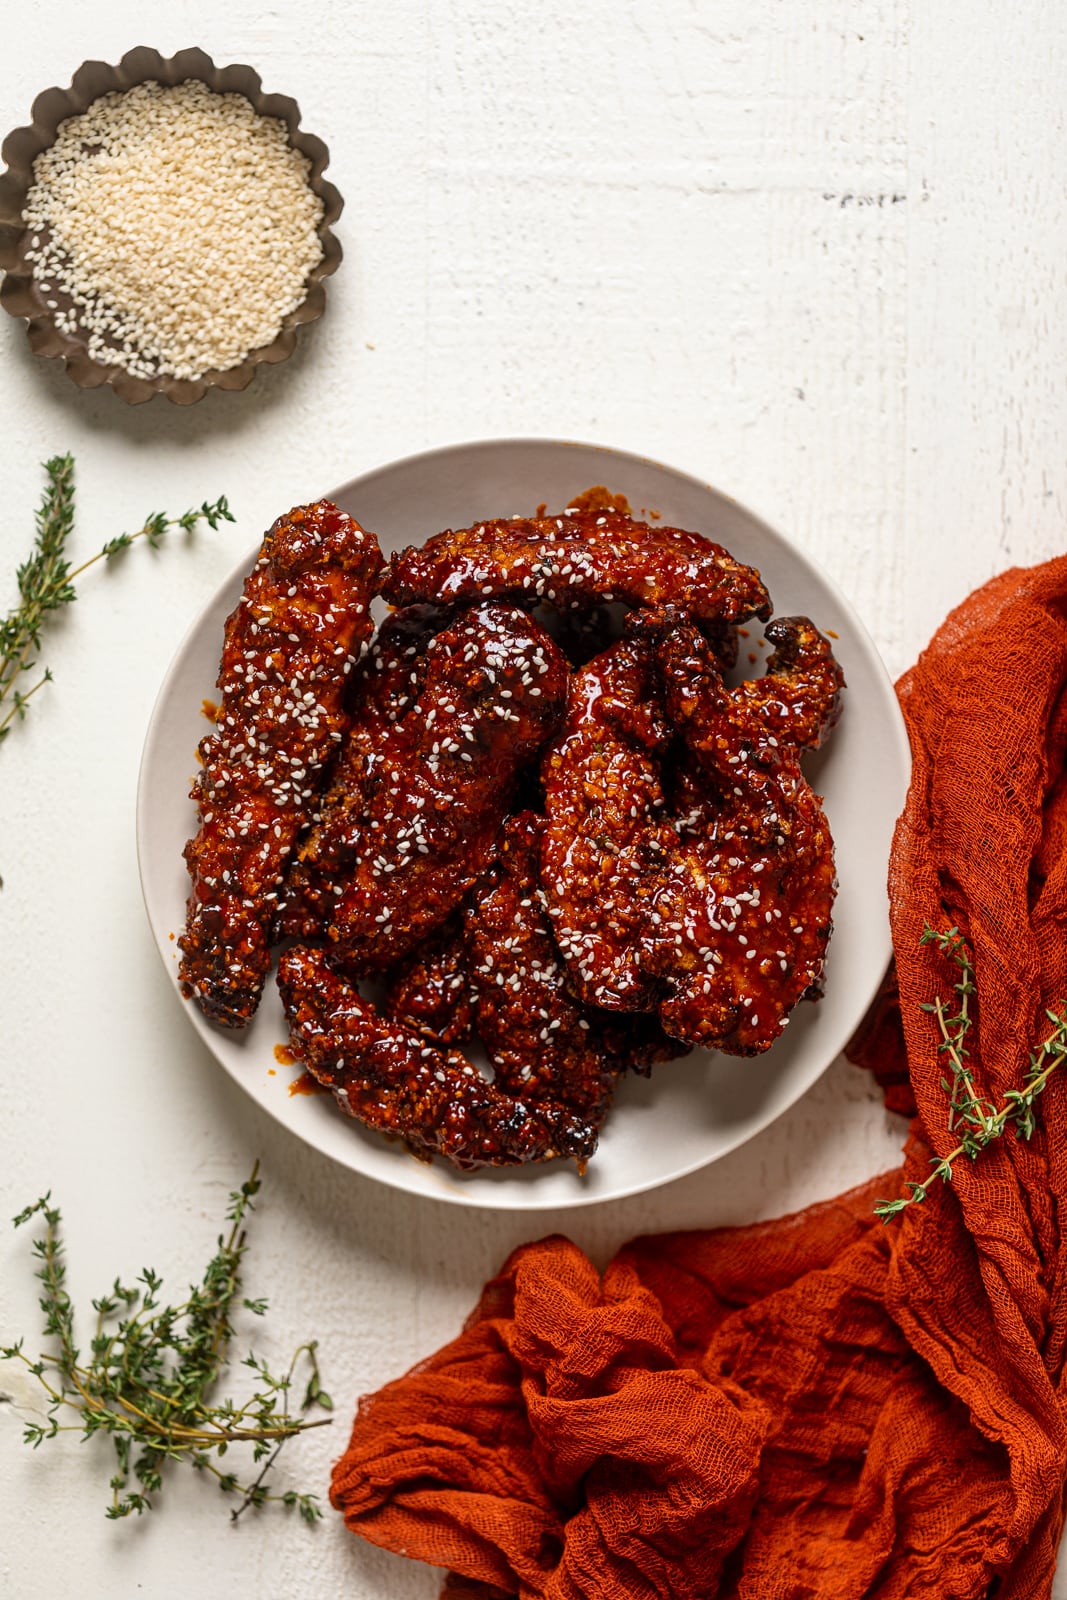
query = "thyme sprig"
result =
(1, 1163, 331, 1522)
(0, 453, 233, 746)
(875, 926, 1067, 1221)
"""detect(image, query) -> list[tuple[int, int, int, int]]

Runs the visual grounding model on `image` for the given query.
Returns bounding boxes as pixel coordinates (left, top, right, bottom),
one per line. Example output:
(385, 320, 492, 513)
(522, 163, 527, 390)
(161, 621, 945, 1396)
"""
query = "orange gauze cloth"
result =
(332, 557, 1067, 1599)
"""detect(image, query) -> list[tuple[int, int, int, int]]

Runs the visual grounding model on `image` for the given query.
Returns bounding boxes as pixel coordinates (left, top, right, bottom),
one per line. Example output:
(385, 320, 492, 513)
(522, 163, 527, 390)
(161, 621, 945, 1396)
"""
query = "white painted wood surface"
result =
(2, 2, 1065, 1594)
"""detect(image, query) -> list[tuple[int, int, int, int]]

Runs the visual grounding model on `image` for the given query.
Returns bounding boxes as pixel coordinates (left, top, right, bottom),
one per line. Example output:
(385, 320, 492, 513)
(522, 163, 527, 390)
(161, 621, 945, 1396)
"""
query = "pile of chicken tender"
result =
(178, 492, 844, 1172)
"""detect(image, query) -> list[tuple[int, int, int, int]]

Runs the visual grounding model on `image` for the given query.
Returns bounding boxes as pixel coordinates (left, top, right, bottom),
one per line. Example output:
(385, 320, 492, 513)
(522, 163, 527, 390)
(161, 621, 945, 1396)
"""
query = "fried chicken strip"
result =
(467, 813, 618, 1123)
(278, 946, 599, 1170)
(540, 638, 675, 1010)
(382, 511, 771, 624)
(178, 501, 382, 1027)
(646, 620, 837, 1054)
(382, 914, 473, 1045)
(732, 615, 845, 751)
(296, 605, 569, 972)
(274, 604, 445, 939)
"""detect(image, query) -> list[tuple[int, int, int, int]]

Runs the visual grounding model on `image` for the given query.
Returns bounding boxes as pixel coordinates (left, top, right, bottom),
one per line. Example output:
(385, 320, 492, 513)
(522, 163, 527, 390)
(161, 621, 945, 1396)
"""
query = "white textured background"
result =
(2, 2, 1065, 1595)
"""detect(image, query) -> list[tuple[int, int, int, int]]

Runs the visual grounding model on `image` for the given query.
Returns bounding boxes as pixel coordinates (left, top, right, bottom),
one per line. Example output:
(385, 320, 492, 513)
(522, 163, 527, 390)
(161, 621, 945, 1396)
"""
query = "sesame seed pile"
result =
(22, 80, 325, 381)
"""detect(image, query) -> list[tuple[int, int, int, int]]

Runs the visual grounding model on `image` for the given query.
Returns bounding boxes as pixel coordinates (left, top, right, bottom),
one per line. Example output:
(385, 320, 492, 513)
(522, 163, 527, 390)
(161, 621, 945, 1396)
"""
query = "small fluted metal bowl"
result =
(0, 46, 343, 405)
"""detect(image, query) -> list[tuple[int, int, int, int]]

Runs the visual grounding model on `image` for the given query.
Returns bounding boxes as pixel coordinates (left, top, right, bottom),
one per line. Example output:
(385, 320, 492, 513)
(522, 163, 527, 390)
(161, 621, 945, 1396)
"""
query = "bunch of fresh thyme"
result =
(1, 1164, 331, 1521)
(0, 453, 232, 748)
(875, 925, 1067, 1220)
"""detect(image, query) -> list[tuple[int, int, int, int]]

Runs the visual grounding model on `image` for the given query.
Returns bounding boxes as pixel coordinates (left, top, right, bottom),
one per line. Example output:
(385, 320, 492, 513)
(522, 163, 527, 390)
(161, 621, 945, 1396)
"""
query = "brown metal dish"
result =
(0, 46, 343, 405)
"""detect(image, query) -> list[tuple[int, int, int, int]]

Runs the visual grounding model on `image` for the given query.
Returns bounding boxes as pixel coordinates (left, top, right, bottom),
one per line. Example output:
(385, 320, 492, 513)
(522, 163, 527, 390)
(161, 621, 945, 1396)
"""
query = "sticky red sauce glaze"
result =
(646, 619, 837, 1054)
(274, 604, 444, 940)
(540, 638, 675, 1010)
(467, 812, 618, 1120)
(288, 1069, 329, 1096)
(564, 485, 633, 516)
(286, 605, 569, 973)
(277, 945, 600, 1170)
(659, 611, 844, 845)
(382, 914, 474, 1045)
(178, 490, 847, 1165)
(178, 501, 383, 1028)
(381, 510, 772, 624)
(731, 615, 845, 751)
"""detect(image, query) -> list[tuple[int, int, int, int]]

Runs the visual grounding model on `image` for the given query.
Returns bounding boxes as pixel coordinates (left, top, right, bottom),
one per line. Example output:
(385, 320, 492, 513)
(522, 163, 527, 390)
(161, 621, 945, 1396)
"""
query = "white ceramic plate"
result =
(137, 438, 910, 1210)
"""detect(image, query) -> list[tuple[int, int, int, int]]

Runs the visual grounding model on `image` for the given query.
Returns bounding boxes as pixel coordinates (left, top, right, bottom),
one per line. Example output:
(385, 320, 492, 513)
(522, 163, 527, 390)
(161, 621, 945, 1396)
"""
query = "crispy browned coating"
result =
(732, 616, 845, 750)
(664, 751, 714, 840)
(290, 605, 569, 973)
(467, 812, 618, 1122)
(382, 510, 772, 624)
(178, 501, 382, 1028)
(275, 605, 444, 939)
(382, 914, 473, 1044)
(181, 489, 846, 1169)
(277, 945, 600, 1169)
(339, 603, 446, 746)
(540, 638, 675, 1010)
(646, 620, 837, 1054)
(646, 611, 844, 841)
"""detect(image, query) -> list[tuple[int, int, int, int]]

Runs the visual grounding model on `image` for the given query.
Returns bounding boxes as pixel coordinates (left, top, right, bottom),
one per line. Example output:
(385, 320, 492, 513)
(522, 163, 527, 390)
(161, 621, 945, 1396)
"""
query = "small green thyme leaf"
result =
(876, 925, 1067, 1222)
(0, 457, 234, 753)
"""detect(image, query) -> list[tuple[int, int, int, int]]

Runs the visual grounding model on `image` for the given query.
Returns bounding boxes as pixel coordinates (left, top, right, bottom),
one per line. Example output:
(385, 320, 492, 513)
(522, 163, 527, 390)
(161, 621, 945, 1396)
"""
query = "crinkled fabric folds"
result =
(333, 558, 1067, 1598)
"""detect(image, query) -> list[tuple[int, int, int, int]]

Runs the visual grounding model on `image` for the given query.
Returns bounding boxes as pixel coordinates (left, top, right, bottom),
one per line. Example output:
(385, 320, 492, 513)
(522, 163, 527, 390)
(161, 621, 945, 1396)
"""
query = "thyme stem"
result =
(930, 987, 991, 1139)
(0, 454, 233, 751)
(875, 926, 1067, 1221)
(2, 1166, 329, 1521)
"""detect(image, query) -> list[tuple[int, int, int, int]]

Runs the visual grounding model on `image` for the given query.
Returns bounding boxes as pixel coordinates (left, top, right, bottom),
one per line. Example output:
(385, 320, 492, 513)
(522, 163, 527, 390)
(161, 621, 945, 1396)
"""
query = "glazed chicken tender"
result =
(539, 638, 676, 1011)
(646, 617, 837, 1054)
(179, 500, 382, 1027)
(177, 493, 845, 1174)
(382, 510, 772, 623)
(293, 605, 569, 973)
(278, 945, 601, 1170)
